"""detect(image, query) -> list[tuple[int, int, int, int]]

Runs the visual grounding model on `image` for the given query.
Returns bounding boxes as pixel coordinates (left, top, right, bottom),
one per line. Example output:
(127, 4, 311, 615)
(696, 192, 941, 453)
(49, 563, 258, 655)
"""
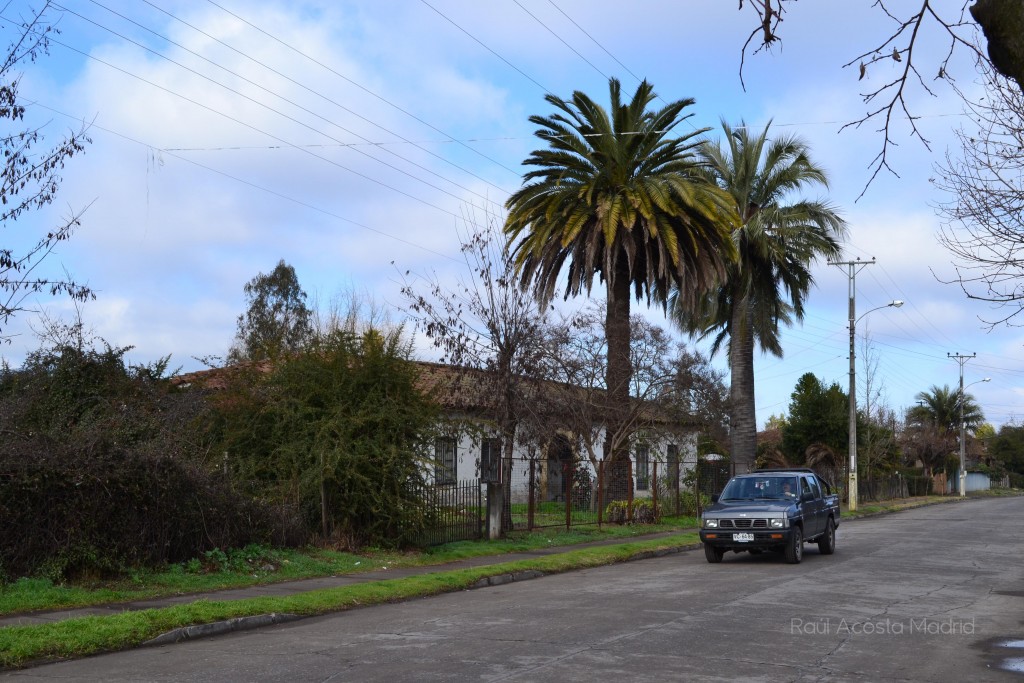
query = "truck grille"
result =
(719, 519, 768, 529)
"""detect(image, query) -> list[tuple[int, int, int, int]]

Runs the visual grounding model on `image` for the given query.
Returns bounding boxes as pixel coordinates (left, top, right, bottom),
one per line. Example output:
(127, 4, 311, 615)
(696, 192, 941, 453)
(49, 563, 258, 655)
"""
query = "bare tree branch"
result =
(933, 59, 1024, 327)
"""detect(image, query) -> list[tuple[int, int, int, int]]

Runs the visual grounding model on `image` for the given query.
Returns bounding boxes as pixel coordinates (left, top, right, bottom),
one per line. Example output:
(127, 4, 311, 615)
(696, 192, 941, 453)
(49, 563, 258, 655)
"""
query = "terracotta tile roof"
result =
(172, 359, 701, 430)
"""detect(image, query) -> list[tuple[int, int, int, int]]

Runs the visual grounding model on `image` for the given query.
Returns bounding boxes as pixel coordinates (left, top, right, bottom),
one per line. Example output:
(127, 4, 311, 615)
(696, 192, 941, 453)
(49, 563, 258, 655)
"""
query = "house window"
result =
(435, 437, 457, 485)
(481, 438, 501, 483)
(636, 444, 650, 491)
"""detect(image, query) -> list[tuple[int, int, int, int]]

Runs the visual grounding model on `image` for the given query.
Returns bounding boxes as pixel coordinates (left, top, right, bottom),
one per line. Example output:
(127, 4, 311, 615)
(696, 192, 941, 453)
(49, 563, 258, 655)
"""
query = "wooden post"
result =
(528, 458, 536, 531)
(627, 460, 634, 523)
(695, 459, 703, 517)
(652, 460, 659, 523)
(597, 460, 604, 528)
(565, 461, 572, 531)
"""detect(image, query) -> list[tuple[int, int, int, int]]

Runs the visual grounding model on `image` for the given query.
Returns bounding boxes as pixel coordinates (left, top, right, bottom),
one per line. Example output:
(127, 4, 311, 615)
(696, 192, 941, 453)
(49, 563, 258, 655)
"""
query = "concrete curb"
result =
(143, 612, 302, 647)
(142, 542, 704, 648)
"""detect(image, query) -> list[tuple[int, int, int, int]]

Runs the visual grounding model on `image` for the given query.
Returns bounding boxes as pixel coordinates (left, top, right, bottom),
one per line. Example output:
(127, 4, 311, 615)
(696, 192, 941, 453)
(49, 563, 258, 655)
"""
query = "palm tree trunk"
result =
(729, 297, 757, 471)
(604, 262, 633, 502)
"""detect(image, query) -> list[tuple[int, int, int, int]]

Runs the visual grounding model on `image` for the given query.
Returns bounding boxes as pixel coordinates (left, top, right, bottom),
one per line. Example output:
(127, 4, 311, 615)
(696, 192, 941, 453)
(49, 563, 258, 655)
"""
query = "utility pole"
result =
(948, 352, 975, 497)
(829, 257, 875, 512)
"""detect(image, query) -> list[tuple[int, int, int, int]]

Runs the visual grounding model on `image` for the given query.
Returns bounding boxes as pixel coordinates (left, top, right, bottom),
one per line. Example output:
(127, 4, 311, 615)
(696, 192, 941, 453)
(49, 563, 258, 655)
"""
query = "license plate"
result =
(733, 533, 755, 542)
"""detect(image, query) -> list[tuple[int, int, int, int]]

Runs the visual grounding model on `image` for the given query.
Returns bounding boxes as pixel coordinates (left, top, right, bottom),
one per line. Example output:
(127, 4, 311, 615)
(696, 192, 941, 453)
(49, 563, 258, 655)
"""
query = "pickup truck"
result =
(699, 468, 840, 564)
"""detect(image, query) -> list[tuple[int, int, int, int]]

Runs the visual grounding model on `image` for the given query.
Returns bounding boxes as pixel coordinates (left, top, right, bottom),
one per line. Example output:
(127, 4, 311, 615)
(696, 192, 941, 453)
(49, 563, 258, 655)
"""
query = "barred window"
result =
(636, 444, 650, 491)
(435, 437, 457, 485)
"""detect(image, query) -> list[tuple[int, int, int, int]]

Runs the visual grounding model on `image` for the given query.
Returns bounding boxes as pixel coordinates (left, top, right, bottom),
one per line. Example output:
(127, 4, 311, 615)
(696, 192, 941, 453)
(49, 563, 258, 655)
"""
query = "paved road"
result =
(7, 497, 1024, 682)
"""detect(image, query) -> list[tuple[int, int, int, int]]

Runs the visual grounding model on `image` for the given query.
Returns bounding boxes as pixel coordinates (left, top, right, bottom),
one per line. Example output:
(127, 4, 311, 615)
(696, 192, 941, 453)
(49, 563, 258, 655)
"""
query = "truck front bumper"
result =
(699, 528, 794, 551)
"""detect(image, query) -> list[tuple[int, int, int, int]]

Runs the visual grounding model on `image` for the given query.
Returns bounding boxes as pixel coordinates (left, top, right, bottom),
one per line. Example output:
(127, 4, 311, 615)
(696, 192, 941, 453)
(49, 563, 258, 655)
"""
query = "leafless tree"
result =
(934, 60, 1024, 326)
(399, 206, 552, 527)
(738, 1, 997, 196)
(540, 306, 725, 504)
(0, 2, 93, 339)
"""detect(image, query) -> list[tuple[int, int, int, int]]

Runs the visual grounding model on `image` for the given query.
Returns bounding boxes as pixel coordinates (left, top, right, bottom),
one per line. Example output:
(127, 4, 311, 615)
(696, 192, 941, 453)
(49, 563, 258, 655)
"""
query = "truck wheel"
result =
(784, 525, 803, 564)
(704, 543, 725, 563)
(817, 518, 836, 555)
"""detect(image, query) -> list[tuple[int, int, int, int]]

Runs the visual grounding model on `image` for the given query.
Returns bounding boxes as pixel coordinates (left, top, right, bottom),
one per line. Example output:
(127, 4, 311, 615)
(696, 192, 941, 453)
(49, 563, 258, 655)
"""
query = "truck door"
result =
(801, 475, 823, 537)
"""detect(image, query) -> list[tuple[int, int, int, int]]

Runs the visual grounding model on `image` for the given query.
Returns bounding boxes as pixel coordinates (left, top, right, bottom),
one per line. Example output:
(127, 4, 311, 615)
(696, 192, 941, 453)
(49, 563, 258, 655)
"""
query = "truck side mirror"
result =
(710, 493, 719, 504)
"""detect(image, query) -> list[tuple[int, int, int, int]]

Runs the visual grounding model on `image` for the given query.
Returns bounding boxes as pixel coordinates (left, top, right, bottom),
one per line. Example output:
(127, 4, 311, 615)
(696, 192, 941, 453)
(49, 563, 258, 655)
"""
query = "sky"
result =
(3, 0, 1023, 430)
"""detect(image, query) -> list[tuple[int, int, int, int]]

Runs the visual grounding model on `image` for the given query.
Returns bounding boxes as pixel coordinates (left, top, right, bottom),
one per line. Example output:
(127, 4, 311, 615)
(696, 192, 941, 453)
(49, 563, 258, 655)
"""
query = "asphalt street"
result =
(5, 497, 1024, 682)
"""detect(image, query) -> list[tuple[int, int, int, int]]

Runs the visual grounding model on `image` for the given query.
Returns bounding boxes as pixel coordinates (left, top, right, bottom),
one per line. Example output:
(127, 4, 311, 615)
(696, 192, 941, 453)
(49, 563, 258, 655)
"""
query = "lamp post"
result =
(958, 375, 990, 497)
(848, 299, 903, 512)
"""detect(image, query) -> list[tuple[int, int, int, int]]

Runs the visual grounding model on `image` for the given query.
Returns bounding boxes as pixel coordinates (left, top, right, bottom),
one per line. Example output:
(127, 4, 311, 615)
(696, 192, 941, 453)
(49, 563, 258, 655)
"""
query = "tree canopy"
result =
(228, 260, 313, 363)
(780, 372, 849, 464)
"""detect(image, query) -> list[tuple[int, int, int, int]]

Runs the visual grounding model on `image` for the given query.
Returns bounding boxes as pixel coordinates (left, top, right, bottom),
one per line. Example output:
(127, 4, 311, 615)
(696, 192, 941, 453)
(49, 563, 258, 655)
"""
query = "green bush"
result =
(212, 327, 439, 548)
(0, 433, 301, 582)
(604, 499, 658, 525)
(0, 334, 303, 582)
(677, 490, 711, 516)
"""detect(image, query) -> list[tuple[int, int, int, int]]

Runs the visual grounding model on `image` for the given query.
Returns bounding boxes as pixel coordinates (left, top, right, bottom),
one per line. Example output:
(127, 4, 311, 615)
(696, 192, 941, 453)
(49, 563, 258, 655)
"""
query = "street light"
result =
(848, 300, 903, 512)
(958, 376, 990, 497)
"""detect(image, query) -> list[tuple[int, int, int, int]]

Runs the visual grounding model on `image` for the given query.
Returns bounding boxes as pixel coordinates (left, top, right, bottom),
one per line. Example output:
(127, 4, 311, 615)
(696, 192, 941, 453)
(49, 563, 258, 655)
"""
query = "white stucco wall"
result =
(430, 428, 698, 504)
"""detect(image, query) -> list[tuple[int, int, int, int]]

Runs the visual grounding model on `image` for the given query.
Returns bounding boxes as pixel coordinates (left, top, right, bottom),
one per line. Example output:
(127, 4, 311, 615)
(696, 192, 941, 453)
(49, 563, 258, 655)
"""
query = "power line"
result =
(203, 0, 522, 176)
(510, 0, 608, 81)
(417, 0, 550, 94)
(41, 33, 463, 220)
(26, 98, 466, 264)
(546, 0, 644, 85)
(66, 0, 508, 208)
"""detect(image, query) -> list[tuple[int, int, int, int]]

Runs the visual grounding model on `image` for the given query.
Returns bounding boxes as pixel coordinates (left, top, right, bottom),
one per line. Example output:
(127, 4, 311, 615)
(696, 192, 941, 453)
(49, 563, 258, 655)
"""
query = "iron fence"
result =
(415, 480, 484, 546)
(498, 454, 737, 531)
(857, 474, 937, 501)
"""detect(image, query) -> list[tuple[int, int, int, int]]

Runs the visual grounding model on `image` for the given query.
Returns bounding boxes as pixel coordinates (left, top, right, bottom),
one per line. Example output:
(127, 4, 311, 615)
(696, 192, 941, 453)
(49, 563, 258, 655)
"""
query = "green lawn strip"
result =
(0, 521, 697, 617)
(0, 533, 699, 669)
(843, 495, 962, 518)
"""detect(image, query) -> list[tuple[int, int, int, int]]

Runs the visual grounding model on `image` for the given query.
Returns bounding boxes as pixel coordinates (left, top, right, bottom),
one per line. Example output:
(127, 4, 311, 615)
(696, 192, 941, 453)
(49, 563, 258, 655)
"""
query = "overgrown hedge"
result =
(0, 433, 303, 581)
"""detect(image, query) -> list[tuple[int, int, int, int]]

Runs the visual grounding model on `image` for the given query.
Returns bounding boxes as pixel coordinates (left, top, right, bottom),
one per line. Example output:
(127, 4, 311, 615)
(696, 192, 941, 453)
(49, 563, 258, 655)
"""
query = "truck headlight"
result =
(770, 518, 784, 528)
(704, 518, 718, 529)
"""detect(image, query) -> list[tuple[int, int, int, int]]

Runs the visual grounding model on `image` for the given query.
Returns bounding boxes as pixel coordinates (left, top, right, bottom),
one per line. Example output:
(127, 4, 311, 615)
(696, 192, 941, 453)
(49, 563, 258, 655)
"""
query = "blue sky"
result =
(4, 0, 1022, 429)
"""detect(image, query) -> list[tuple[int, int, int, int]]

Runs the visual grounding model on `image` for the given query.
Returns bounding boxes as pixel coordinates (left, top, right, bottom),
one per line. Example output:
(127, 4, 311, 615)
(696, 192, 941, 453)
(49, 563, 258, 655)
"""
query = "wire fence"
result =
(500, 455, 737, 531)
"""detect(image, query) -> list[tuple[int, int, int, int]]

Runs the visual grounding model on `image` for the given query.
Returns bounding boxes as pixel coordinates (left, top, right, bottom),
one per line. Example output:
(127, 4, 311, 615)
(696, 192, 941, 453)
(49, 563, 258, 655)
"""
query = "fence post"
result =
(674, 459, 680, 517)
(627, 460, 634, 523)
(528, 458, 536, 531)
(597, 460, 604, 528)
(652, 460, 659, 522)
(695, 460, 703, 517)
(565, 461, 572, 531)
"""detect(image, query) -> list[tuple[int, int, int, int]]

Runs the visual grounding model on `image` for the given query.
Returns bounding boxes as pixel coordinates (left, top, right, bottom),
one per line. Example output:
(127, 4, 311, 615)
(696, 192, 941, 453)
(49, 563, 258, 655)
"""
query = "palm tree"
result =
(909, 384, 984, 434)
(672, 121, 847, 471)
(504, 78, 736, 498)
(905, 385, 984, 475)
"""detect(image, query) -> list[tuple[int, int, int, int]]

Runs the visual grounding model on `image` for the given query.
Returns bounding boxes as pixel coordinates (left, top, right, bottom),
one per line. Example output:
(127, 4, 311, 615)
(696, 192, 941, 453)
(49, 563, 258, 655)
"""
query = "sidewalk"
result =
(0, 530, 700, 631)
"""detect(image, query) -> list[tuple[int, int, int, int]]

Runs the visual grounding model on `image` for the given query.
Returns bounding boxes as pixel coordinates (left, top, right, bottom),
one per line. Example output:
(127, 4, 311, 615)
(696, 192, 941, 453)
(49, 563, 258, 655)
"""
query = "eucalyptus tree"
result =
(672, 121, 846, 470)
(228, 260, 313, 363)
(504, 78, 735, 499)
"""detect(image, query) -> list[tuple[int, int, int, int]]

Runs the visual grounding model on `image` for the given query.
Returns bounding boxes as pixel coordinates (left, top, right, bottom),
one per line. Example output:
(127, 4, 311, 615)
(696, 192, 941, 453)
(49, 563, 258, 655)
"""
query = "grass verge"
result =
(0, 519, 698, 617)
(0, 532, 699, 669)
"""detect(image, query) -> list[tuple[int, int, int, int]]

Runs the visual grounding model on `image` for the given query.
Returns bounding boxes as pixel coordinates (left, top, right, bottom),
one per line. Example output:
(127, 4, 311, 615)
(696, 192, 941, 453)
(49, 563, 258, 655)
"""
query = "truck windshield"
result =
(720, 476, 800, 501)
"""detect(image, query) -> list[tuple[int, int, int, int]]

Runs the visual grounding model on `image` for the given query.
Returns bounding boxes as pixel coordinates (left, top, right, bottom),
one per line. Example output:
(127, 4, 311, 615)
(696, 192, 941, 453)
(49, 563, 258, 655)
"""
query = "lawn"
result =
(0, 517, 699, 617)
